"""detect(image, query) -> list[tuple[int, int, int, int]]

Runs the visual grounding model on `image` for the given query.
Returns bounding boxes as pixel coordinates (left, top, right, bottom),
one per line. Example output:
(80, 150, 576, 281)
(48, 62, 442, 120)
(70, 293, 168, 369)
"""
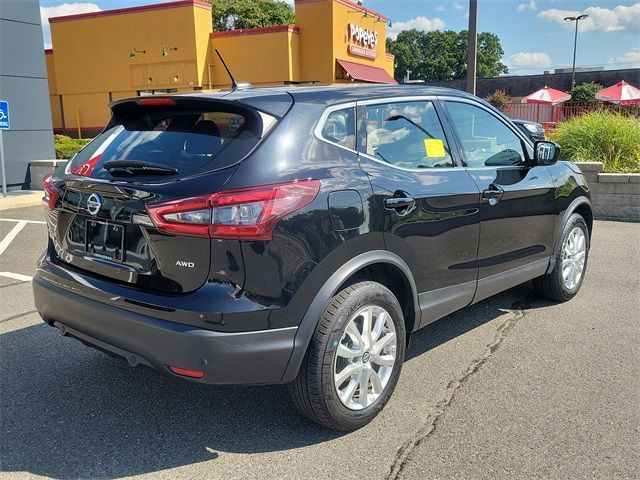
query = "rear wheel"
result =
(533, 213, 589, 302)
(289, 281, 406, 430)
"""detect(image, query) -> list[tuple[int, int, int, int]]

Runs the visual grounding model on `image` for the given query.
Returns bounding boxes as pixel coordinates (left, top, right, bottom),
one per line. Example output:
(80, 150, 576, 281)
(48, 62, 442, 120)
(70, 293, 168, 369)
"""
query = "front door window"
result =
(445, 101, 525, 167)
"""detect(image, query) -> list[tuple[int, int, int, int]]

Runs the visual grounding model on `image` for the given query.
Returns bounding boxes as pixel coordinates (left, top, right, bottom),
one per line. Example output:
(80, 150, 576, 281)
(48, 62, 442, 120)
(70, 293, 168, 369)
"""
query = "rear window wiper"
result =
(103, 160, 178, 176)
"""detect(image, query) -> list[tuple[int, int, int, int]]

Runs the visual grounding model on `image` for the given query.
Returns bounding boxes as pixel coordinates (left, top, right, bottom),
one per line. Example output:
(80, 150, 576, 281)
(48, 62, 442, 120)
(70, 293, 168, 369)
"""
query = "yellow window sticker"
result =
(424, 138, 446, 158)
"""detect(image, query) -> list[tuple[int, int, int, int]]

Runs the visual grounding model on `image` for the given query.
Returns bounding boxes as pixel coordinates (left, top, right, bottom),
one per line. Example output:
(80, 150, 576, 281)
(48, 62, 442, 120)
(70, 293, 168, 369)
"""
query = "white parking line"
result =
(0, 271, 33, 282)
(0, 221, 27, 257)
(0, 218, 46, 225)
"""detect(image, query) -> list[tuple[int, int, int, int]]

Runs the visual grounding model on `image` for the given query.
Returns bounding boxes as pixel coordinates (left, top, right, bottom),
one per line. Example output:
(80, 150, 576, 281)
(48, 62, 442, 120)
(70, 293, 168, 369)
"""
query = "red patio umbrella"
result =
(595, 80, 640, 105)
(521, 86, 572, 105)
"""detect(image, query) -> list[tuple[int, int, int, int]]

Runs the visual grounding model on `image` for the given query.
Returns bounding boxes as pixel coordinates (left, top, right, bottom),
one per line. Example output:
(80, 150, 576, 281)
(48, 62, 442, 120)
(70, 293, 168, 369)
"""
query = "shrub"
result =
(486, 89, 511, 113)
(54, 134, 91, 159)
(551, 111, 640, 173)
(570, 82, 603, 103)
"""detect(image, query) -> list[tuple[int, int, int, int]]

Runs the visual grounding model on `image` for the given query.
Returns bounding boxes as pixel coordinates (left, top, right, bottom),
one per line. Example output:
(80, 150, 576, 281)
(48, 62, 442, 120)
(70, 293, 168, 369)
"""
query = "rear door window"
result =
(360, 101, 454, 169)
(320, 107, 356, 150)
(68, 106, 266, 178)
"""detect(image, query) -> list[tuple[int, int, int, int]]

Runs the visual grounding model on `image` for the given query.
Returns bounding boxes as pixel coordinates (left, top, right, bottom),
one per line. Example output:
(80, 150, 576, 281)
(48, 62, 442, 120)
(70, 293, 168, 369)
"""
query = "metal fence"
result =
(507, 102, 640, 124)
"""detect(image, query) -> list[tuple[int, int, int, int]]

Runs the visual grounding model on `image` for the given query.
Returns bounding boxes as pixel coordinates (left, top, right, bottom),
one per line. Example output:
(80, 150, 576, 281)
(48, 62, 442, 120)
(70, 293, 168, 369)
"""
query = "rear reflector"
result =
(146, 179, 321, 240)
(169, 366, 205, 379)
(139, 97, 176, 106)
(42, 173, 60, 210)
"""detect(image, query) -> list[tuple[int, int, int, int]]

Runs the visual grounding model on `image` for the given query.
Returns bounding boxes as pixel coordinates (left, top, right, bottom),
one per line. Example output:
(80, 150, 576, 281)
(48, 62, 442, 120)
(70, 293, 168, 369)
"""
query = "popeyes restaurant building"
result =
(45, 0, 396, 137)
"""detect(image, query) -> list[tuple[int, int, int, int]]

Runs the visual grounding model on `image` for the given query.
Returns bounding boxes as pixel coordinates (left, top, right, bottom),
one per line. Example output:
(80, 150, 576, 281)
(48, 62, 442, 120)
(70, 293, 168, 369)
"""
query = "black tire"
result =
(289, 281, 406, 431)
(533, 213, 589, 302)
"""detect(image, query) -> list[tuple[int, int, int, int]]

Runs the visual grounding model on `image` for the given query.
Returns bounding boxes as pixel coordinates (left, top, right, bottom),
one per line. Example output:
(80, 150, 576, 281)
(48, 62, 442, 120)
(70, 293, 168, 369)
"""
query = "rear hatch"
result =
(44, 95, 285, 294)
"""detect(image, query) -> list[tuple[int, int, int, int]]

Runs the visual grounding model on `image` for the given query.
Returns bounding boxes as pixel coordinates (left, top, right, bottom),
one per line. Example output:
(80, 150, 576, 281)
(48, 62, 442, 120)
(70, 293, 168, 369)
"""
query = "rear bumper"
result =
(33, 275, 297, 385)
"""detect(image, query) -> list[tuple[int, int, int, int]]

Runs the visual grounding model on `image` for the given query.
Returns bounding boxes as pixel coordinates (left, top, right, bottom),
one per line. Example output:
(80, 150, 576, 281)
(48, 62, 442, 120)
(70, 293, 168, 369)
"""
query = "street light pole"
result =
(466, 0, 478, 94)
(564, 14, 589, 90)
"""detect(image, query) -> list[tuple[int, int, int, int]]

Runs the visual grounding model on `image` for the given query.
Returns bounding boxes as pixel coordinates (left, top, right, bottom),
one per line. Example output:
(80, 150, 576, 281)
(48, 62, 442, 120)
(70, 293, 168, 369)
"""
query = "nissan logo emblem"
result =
(86, 193, 102, 215)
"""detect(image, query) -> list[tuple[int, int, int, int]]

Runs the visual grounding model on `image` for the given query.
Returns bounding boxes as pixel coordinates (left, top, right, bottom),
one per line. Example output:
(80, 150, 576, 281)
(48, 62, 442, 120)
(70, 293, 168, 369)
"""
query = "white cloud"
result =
(517, 1, 537, 12)
(506, 51, 553, 68)
(452, 0, 464, 11)
(538, 3, 640, 33)
(608, 48, 640, 68)
(40, 3, 101, 48)
(435, 4, 445, 12)
(388, 16, 446, 40)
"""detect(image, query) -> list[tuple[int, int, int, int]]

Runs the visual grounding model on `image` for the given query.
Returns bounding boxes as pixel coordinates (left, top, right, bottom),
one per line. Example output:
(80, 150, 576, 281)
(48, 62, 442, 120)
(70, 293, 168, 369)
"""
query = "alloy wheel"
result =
(333, 305, 397, 410)
(562, 226, 586, 290)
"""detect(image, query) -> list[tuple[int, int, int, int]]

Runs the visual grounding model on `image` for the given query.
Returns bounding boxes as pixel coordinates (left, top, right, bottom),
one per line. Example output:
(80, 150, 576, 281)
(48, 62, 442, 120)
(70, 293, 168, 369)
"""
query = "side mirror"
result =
(534, 140, 560, 166)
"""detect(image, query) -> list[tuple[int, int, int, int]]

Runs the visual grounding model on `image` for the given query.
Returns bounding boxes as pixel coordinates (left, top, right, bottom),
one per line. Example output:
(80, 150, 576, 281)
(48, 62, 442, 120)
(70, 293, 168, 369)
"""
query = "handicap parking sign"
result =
(0, 101, 10, 129)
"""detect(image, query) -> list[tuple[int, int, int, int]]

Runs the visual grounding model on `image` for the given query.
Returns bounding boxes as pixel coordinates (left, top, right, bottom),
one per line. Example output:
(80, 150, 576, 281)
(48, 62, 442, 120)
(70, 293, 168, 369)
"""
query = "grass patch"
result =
(551, 111, 640, 173)
(54, 134, 91, 159)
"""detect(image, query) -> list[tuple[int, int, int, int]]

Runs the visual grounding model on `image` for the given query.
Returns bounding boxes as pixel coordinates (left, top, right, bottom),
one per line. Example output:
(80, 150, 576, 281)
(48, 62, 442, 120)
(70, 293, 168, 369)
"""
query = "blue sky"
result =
(39, 0, 640, 75)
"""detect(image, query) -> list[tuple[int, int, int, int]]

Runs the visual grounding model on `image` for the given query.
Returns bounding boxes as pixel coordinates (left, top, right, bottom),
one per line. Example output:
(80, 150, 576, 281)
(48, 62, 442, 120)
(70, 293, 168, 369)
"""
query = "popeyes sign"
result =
(348, 23, 378, 59)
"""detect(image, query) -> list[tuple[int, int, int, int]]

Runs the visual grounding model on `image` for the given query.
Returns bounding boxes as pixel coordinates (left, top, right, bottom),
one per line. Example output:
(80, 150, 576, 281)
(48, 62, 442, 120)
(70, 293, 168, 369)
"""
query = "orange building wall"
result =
(295, 0, 335, 83)
(47, 0, 212, 135)
(45, 50, 64, 132)
(296, 0, 394, 83)
(43, 0, 397, 136)
(209, 27, 301, 87)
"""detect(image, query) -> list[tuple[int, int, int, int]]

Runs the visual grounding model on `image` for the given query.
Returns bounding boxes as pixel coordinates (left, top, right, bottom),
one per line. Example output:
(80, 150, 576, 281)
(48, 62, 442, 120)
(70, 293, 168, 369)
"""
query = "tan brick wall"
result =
(577, 162, 640, 222)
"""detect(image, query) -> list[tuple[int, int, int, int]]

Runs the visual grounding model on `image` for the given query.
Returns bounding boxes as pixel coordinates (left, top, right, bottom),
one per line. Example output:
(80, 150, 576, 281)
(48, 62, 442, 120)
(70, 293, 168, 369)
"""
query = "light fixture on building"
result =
(161, 45, 178, 57)
(374, 16, 391, 27)
(129, 47, 146, 58)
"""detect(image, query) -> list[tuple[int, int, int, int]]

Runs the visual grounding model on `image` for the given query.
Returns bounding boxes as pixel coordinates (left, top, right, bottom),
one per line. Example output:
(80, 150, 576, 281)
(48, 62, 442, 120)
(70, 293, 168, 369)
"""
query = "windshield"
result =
(67, 106, 265, 178)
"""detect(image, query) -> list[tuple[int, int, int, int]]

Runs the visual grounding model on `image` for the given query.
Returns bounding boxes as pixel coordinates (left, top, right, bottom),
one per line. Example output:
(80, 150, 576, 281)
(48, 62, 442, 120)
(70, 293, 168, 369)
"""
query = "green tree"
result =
(210, 0, 295, 31)
(570, 82, 603, 103)
(387, 30, 508, 82)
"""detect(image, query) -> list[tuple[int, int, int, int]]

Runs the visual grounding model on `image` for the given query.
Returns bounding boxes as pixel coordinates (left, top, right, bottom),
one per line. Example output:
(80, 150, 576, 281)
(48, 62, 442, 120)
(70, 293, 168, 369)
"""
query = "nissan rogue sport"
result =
(33, 85, 592, 430)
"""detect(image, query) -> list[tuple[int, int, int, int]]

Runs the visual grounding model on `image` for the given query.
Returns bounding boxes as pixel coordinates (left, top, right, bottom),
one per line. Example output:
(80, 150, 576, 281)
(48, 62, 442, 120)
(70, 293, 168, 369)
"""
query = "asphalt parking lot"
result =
(1, 205, 638, 480)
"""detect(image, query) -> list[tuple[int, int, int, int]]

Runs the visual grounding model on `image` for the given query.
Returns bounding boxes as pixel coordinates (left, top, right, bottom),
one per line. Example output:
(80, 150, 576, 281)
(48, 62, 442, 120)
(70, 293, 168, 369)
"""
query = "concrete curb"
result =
(0, 191, 43, 211)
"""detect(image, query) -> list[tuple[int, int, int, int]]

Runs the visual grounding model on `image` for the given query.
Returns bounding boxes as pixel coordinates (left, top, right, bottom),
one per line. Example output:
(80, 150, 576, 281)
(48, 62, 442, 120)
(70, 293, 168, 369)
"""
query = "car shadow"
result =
(0, 283, 551, 479)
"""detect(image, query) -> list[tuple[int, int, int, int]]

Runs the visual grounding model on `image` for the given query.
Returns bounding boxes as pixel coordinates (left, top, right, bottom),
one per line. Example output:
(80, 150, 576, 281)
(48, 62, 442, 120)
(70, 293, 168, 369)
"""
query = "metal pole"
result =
(571, 19, 578, 89)
(466, 0, 478, 95)
(0, 131, 7, 197)
(565, 15, 587, 90)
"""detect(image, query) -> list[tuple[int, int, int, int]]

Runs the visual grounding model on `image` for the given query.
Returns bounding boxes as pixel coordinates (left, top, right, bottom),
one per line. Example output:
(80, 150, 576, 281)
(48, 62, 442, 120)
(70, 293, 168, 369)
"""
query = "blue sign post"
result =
(0, 100, 9, 196)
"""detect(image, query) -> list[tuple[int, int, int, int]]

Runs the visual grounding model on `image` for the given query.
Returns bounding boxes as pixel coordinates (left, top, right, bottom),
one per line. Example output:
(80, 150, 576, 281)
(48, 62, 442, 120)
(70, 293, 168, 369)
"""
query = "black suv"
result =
(34, 85, 592, 430)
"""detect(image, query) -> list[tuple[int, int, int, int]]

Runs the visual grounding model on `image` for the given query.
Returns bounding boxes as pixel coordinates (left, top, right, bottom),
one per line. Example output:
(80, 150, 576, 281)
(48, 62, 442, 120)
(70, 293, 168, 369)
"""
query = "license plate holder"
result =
(85, 220, 125, 261)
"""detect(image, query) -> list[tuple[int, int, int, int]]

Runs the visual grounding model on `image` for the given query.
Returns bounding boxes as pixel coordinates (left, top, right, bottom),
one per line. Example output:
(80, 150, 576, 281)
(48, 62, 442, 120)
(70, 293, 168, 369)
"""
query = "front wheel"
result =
(533, 213, 590, 302)
(289, 281, 406, 430)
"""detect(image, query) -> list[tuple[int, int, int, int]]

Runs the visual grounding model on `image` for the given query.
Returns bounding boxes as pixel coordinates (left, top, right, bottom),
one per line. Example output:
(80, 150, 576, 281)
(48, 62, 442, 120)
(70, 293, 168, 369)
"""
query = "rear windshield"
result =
(67, 106, 264, 178)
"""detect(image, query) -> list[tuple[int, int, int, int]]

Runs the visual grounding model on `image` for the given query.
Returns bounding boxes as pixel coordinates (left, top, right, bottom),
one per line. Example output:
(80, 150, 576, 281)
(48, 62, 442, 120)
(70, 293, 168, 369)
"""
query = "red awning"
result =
(336, 59, 398, 85)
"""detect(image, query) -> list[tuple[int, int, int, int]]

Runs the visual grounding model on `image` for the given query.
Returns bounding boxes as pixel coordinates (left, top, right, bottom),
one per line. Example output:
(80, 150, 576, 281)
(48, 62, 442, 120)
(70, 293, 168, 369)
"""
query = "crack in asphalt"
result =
(387, 293, 537, 480)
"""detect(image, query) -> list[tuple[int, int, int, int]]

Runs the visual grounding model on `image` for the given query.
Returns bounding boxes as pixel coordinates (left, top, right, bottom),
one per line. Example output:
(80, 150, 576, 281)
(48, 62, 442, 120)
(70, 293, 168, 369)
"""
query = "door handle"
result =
(482, 184, 504, 204)
(384, 194, 415, 213)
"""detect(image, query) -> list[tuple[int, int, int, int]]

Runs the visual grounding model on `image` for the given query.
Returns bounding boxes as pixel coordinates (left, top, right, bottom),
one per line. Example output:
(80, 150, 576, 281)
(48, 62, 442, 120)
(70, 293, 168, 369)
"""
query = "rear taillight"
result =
(146, 180, 320, 240)
(42, 173, 60, 210)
